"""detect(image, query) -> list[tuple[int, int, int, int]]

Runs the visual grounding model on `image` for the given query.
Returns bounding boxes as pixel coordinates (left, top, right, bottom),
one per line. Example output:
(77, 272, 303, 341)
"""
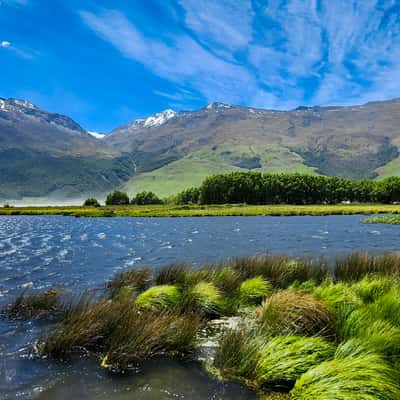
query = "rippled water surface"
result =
(0, 214, 399, 399)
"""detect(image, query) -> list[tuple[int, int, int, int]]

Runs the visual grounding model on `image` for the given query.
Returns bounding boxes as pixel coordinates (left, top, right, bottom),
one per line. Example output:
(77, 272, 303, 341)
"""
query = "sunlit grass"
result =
(1, 203, 400, 217)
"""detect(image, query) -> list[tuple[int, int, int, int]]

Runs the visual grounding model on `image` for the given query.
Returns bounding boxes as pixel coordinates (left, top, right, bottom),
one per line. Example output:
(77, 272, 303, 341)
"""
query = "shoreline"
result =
(1, 203, 400, 218)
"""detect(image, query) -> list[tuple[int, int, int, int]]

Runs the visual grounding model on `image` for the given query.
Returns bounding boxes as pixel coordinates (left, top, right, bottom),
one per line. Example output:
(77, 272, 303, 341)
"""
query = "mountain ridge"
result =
(2, 97, 400, 200)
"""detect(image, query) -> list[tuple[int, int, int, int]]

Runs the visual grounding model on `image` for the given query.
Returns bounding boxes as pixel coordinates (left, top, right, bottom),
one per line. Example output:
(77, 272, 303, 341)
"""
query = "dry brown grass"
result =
(258, 289, 337, 341)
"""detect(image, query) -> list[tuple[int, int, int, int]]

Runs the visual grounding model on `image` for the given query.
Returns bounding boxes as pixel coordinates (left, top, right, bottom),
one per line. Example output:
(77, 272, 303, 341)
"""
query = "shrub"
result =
(255, 336, 335, 388)
(83, 198, 100, 207)
(105, 190, 129, 205)
(131, 191, 163, 205)
(135, 285, 181, 311)
(258, 290, 336, 341)
(291, 354, 400, 400)
(239, 276, 272, 307)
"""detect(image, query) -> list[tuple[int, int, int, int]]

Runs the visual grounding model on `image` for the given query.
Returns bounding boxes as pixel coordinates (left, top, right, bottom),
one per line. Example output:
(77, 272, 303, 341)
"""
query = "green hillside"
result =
(122, 144, 316, 198)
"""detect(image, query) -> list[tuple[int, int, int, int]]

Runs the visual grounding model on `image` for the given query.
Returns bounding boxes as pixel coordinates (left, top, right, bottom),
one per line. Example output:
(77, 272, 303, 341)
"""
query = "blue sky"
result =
(1, 0, 400, 132)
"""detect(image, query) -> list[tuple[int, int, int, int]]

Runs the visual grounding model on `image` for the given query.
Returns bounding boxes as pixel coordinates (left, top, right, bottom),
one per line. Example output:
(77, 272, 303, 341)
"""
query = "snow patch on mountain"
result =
(88, 131, 105, 139)
(131, 109, 176, 129)
(206, 102, 233, 110)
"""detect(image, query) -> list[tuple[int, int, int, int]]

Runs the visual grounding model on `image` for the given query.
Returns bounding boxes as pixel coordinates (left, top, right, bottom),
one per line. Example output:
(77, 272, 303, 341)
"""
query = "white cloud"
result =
(177, 0, 254, 59)
(1, 41, 11, 48)
(80, 1, 400, 109)
(80, 9, 271, 106)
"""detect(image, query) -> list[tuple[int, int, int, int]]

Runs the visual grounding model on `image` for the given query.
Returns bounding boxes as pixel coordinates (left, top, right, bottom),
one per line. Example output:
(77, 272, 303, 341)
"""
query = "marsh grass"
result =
(291, 354, 400, 400)
(135, 285, 181, 311)
(8, 288, 63, 320)
(155, 262, 191, 286)
(106, 268, 152, 299)
(334, 252, 400, 281)
(103, 311, 202, 370)
(258, 290, 337, 341)
(13, 251, 400, 395)
(42, 293, 202, 369)
(213, 327, 262, 381)
(239, 276, 272, 307)
(180, 281, 223, 317)
(255, 336, 335, 389)
(231, 256, 328, 288)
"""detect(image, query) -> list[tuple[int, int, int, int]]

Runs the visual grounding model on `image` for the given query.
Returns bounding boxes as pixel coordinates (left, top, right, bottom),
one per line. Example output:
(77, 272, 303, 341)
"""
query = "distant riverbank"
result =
(1, 203, 400, 217)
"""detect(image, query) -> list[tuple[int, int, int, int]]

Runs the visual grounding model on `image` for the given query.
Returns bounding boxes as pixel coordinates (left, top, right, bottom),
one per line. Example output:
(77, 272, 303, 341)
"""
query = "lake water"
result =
(0, 215, 399, 399)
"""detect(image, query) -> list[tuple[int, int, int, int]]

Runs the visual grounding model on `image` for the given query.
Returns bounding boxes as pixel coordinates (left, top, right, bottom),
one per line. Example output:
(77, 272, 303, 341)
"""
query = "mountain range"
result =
(1, 97, 400, 201)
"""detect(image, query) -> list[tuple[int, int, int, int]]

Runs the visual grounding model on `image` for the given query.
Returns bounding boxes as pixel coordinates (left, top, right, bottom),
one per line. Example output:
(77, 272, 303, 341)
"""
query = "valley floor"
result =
(1, 203, 400, 218)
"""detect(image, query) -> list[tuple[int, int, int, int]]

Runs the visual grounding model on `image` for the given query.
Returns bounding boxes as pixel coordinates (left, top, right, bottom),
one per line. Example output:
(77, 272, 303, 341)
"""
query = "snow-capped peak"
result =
(11, 99, 37, 110)
(206, 102, 232, 110)
(132, 109, 176, 129)
(88, 131, 105, 139)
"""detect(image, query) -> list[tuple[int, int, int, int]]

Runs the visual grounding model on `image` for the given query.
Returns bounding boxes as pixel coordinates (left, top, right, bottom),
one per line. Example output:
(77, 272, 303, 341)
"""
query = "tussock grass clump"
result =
(258, 290, 336, 341)
(107, 268, 152, 299)
(182, 281, 223, 316)
(231, 256, 328, 288)
(369, 288, 400, 327)
(43, 297, 125, 357)
(104, 311, 202, 370)
(8, 289, 63, 320)
(239, 276, 272, 307)
(135, 285, 181, 311)
(42, 295, 202, 369)
(214, 328, 261, 380)
(255, 336, 335, 388)
(291, 354, 400, 400)
(155, 262, 191, 286)
(211, 267, 243, 295)
(334, 252, 400, 282)
(351, 275, 394, 303)
(339, 310, 400, 361)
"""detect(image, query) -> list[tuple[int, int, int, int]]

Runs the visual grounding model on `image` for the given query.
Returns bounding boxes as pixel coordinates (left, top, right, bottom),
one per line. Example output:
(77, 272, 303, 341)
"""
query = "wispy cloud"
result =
(80, 1, 400, 109)
(1, 40, 36, 59)
(79, 8, 273, 106)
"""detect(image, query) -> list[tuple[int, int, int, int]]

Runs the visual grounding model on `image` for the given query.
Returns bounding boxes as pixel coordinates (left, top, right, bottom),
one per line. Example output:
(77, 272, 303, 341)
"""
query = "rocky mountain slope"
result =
(0, 98, 135, 200)
(105, 100, 400, 197)
(1, 97, 400, 200)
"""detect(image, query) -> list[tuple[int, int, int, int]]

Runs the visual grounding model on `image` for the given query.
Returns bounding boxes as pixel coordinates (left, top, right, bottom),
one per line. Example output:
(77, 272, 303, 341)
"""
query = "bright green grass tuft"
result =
(291, 354, 400, 400)
(185, 281, 223, 315)
(352, 275, 394, 303)
(239, 276, 272, 307)
(255, 336, 335, 388)
(135, 285, 181, 311)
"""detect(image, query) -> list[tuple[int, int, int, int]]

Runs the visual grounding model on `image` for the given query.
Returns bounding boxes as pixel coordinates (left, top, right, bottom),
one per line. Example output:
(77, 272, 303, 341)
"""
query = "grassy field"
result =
(122, 144, 316, 198)
(1, 203, 400, 218)
(8, 253, 400, 399)
(364, 215, 400, 224)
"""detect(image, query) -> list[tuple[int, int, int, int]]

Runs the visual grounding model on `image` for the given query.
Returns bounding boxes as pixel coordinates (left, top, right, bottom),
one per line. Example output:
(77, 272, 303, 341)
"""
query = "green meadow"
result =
(7, 253, 400, 400)
(1, 203, 400, 217)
